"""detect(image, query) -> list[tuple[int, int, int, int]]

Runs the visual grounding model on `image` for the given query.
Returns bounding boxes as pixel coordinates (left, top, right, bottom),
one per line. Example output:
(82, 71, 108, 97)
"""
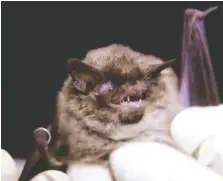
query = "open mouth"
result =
(120, 93, 146, 108)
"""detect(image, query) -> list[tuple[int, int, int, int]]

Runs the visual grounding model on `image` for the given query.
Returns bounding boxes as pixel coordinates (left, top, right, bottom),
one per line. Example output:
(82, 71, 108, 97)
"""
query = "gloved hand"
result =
(170, 104, 223, 175)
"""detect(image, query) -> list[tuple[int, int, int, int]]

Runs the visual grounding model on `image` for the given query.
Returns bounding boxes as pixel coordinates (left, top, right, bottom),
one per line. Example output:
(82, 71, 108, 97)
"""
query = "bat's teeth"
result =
(140, 94, 143, 99)
(127, 96, 130, 102)
(139, 99, 142, 104)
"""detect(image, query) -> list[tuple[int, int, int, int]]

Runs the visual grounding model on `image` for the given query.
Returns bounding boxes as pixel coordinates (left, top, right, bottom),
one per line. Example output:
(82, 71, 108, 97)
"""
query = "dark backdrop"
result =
(2, 2, 223, 158)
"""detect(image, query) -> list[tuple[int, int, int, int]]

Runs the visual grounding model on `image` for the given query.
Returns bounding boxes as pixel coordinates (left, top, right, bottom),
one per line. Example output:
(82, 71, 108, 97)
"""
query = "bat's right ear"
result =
(67, 58, 104, 92)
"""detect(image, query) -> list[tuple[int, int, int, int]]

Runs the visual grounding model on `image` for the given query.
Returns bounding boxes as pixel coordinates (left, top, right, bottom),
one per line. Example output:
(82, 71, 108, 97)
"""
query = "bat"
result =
(19, 6, 220, 181)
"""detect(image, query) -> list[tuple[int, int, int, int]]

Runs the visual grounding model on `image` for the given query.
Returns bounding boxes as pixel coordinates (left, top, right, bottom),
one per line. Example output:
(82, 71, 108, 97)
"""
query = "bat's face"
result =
(67, 45, 176, 124)
(94, 70, 149, 123)
(96, 75, 147, 109)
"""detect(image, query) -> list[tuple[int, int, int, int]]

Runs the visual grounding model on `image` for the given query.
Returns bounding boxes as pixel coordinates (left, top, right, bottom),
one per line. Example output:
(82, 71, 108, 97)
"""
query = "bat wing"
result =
(18, 151, 42, 181)
(18, 127, 58, 181)
(179, 6, 220, 107)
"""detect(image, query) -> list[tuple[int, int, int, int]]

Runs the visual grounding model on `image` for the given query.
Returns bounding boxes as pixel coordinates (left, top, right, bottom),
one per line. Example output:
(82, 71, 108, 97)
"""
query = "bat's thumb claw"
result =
(203, 6, 218, 17)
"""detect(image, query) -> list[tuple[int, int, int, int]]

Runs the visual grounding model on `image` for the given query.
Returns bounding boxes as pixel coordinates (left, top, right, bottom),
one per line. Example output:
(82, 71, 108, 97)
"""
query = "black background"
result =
(2, 2, 223, 158)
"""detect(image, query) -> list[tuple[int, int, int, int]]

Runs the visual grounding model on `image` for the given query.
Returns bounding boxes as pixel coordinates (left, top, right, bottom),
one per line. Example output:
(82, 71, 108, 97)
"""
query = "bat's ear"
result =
(67, 58, 104, 92)
(147, 59, 176, 77)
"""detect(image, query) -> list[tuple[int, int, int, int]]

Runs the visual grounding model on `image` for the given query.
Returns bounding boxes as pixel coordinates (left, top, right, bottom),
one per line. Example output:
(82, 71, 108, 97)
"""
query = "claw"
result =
(202, 6, 218, 18)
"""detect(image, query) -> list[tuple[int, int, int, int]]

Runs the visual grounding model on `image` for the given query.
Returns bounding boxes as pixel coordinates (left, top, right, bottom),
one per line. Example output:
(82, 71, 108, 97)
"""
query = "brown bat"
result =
(19, 6, 220, 181)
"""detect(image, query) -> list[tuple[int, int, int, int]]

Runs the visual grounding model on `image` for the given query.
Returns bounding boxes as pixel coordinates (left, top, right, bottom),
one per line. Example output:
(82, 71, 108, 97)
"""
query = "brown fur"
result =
(50, 44, 184, 166)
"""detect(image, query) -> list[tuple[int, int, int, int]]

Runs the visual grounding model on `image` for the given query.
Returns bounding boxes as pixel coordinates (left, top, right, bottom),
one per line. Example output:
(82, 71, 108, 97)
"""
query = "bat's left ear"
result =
(147, 59, 176, 77)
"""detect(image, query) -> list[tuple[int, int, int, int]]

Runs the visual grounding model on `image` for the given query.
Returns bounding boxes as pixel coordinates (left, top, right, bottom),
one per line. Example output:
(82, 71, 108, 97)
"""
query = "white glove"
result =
(30, 170, 72, 181)
(1, 149, 19, 181)
(109, 142, 223, 181)
(170, 105, 223, 175)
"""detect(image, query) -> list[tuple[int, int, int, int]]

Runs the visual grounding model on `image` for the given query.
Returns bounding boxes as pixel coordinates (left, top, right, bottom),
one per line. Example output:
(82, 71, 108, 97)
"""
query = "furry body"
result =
(51, 44, 184, 165)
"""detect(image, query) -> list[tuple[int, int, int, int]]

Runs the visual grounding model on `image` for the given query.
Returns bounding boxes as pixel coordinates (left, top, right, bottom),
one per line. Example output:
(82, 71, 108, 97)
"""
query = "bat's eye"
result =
(150, 79, 158, 87)
(99, 81, 114, 94)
